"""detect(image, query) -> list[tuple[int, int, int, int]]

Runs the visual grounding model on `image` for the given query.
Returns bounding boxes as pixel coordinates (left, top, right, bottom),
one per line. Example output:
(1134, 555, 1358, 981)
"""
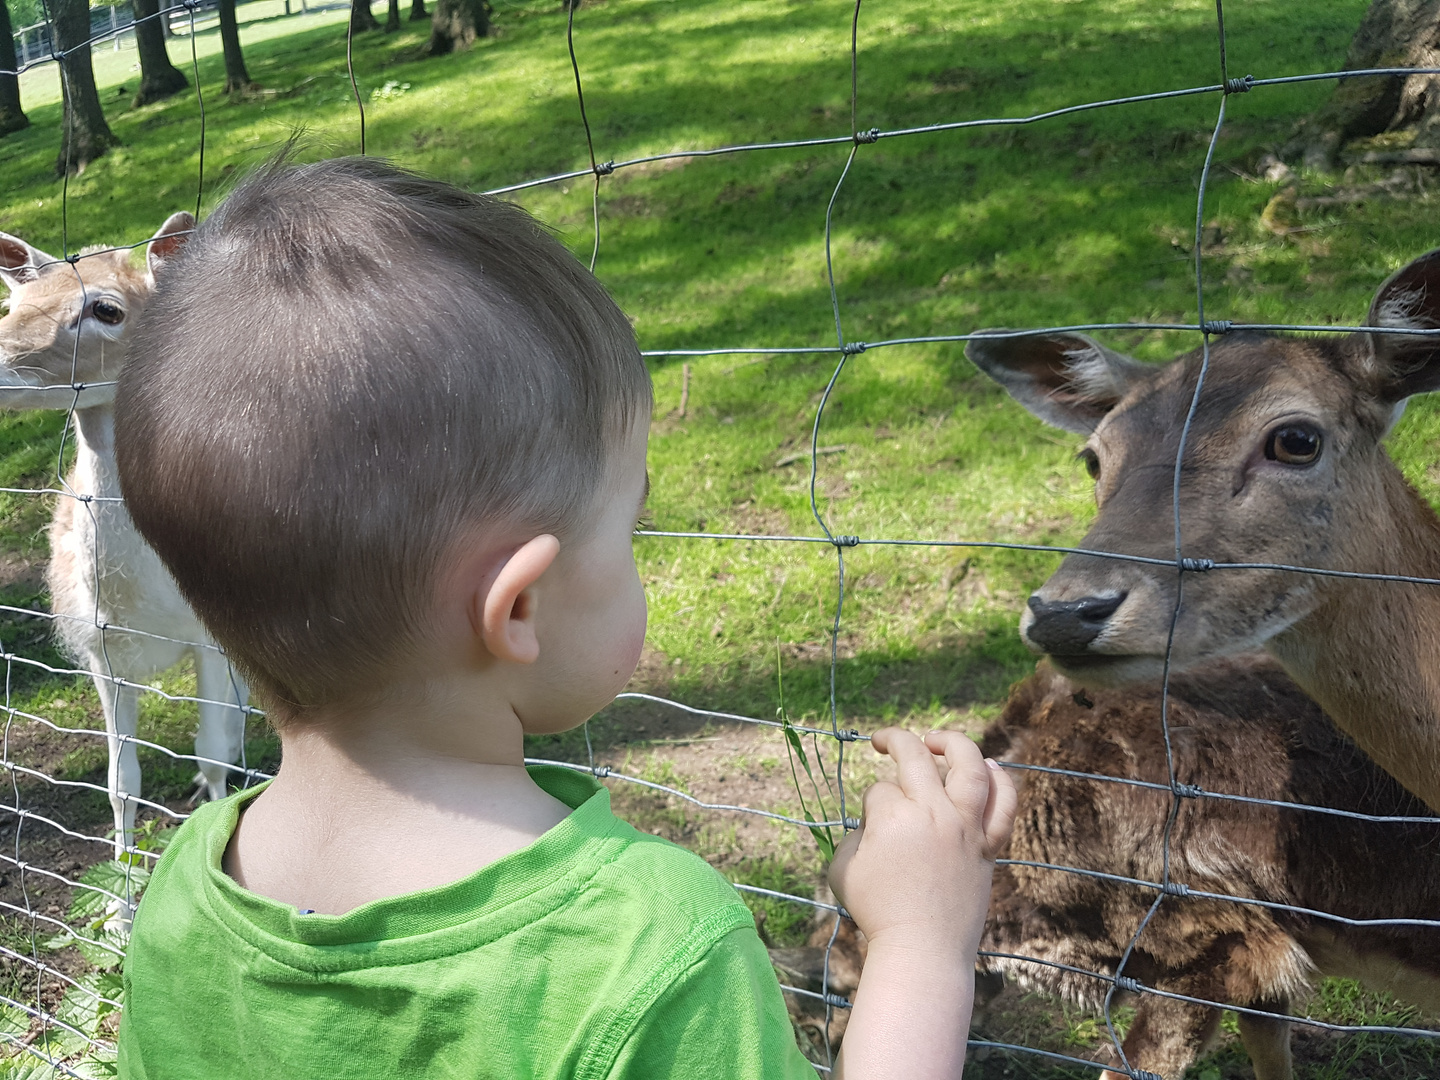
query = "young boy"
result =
(113, 156, 1015, 1079)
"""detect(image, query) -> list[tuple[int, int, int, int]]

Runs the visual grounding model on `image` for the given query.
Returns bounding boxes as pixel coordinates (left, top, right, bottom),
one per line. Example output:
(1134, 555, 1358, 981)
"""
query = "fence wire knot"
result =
(1160, 881, 1191, 898)
(853, 128, 880, 144)
(595, 160, 616, 176)
(840, 341, 868, 355)
(590, 764, 612, 779)
(1129, 1071, 1164, 1080)
(834, 728, 863, 742)
(1201, 319, 1233, 334)
(1113, 975, 1145, 994)
(1173, 782, 1203, 798)
(1224, 74, 1255, 94)
(831, 535, 861, 547)
(824, 992, 854, 1008)
(1179, 557, 1214, 572)
(843, 816, 861, 830)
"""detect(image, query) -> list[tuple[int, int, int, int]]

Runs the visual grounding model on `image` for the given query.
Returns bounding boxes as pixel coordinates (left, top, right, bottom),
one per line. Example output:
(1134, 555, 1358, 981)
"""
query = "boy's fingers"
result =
(924, 729, 984, 773)
(925, 729, 992, 813)
(827, 820, 862, 900)
(981, 760, 1018, 858)
(859, 777, 904, 820)
(872, 727, 945, 800)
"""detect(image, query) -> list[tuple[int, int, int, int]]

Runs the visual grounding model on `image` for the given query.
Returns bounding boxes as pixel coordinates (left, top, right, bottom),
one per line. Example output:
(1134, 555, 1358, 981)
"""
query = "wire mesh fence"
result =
(2, 0, 1440, 1076)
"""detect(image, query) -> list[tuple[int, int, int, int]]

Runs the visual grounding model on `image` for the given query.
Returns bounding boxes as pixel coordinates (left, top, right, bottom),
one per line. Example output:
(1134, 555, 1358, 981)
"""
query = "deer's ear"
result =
(0, 233, 58, 290)
(1365, 248, 1440, 402)
(966, 330, 1149, 434)
(146, 212, 195, 277)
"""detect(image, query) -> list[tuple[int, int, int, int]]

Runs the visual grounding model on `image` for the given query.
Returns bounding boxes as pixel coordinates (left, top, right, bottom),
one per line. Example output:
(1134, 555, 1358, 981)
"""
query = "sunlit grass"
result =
(6, 0, 1436, 740)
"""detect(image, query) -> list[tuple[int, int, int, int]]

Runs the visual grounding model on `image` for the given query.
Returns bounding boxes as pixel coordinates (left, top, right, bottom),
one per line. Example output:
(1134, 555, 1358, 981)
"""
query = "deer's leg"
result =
(97, 675, 140, 861)
(1100, 994, 1220, 1080)
(193, 649, 247, 802)
(1236, 1001, 1292, 1080)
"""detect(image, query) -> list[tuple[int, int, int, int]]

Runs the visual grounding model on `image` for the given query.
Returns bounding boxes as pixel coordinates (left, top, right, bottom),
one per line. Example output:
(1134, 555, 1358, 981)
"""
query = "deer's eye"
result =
(1078, 448, 1101, 481)
(90, 299, 124, 326)
(1264, 424, 1322, 466)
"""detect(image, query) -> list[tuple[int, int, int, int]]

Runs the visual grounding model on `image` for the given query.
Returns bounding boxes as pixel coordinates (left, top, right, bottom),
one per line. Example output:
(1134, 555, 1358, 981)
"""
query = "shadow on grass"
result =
(526, 622, 1036, 761)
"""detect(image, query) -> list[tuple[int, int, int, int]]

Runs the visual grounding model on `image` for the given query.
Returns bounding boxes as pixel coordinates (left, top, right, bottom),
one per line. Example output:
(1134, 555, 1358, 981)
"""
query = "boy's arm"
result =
(829, 729, 1016, 1080)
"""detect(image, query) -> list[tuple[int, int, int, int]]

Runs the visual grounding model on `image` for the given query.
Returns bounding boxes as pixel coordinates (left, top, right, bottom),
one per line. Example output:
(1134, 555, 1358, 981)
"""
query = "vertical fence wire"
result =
(1, 0, 1439, 1074)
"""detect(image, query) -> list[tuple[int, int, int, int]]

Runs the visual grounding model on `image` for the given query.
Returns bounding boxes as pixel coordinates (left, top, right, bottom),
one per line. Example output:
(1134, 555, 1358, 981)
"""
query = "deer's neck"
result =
(1267, 460, 1440, 812)
(70, 404, 121, 500)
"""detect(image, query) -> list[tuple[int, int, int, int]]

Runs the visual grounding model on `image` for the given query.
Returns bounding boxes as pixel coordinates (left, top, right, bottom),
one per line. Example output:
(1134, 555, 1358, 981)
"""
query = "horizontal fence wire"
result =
(3, 0, 1440, 1074)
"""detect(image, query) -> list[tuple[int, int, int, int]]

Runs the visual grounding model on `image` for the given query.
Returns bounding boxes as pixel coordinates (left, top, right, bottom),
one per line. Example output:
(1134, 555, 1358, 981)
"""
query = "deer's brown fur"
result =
(772, 658, 1440, 1080)
(981, 656, 1439, 1080)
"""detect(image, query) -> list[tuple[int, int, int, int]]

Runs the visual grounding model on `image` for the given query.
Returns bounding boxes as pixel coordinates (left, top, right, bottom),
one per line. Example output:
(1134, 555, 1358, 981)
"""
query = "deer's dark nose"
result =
(1025, 593, 1126, 654)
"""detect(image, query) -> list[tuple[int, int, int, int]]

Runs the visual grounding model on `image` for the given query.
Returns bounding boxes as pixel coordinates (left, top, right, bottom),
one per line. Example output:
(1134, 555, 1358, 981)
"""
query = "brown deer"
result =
(772, 658, 1440, 1080)
(965, 248, 1440, 814)
(0, 221, 249, 865)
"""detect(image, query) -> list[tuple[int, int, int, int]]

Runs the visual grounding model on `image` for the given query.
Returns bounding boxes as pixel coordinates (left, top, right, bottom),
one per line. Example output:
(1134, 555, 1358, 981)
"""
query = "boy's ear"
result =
(475, 535, 561, 664)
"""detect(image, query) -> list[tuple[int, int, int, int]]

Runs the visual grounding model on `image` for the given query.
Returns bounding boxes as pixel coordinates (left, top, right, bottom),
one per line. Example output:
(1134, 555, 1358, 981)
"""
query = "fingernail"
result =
(985, 758, 1002, 770)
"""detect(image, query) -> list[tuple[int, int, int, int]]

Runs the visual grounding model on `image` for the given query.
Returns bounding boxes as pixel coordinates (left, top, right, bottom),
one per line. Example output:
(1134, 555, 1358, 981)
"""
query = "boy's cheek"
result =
(605, 591, 647, 687)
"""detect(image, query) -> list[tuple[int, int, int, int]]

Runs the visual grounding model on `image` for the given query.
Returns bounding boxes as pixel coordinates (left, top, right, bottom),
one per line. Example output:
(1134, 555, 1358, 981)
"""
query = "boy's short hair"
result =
(115, 156, 651, 719)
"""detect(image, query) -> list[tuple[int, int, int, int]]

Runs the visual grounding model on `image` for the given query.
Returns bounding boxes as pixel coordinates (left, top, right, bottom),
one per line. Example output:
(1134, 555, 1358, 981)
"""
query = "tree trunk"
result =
(350, 0, 379, 33)
(131, 0, 189, 106)
(0, 0, 29, 137)
(217, 0, 255, 93)
(424, 0, 486, 55)
(385, 0, 400, 31)
(52, 0, 118, 173)
(1294, 0, 1440, 167)
(408, 0, 426, 21)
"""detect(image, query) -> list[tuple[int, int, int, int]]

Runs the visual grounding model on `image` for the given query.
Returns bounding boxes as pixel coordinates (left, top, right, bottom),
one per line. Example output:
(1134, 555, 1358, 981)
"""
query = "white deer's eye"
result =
(90, 299, 124, 326)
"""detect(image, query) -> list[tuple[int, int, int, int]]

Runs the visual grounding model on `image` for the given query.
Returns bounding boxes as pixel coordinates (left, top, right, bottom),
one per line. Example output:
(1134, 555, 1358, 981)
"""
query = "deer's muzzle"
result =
(1024, 592, 1127, 655)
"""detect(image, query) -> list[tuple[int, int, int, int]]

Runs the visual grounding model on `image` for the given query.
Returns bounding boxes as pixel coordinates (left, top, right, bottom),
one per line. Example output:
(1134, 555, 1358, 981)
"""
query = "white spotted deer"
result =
(0, 219, 248, 862)
(966, 247, 1440, 814)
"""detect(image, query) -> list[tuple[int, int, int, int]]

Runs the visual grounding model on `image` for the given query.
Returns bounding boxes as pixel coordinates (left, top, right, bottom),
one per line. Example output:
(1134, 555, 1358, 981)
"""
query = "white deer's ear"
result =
(1365, 248, 1440, 402)
(146, 212, 196, 278)
(0, 233, 59, 290)
(966, 330, 1150, 434)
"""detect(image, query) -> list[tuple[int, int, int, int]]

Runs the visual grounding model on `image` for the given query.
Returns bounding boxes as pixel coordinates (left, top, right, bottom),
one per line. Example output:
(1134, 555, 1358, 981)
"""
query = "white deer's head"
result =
(0, 213, 194, 411)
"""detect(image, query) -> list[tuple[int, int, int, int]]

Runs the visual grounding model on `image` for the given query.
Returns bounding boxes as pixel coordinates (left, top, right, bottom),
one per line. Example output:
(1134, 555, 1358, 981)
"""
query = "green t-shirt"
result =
(117, 765, 818, 1079)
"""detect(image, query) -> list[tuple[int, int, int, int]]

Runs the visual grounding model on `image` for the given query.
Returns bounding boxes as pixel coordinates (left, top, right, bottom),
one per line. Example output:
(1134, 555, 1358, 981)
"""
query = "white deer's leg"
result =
(98, 674, 140, 861)
(193, 649, 247, 802)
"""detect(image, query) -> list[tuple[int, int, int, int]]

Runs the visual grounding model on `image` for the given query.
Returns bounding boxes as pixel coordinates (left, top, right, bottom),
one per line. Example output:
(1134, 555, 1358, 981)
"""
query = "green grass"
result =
(8, 0, 1436, 746)
(4, 0, 1440, 1072)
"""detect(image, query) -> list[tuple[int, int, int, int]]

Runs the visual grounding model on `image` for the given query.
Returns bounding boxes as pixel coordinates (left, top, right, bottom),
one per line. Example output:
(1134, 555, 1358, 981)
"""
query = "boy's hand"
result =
(826, 729, 1016, 1079)
(828, 727, 1016, 953)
